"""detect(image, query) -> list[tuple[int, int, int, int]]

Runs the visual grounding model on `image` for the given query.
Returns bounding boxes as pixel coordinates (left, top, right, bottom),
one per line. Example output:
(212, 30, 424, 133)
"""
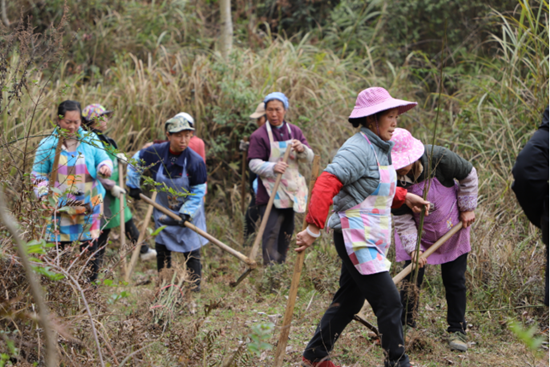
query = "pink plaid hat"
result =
(349, 87, 417, 120)
(390, 128, 425, 170)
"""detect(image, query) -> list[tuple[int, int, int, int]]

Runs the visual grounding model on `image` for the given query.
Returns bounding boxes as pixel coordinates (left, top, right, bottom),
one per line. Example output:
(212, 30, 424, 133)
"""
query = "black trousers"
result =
(400, 253, 468, 334)
(243, 194, 261, 246)
(258, 205, 294, 265)
(542, 218, 549, 307)
(59, 240, 100, 283)
(303, 231, 410, 367)
(96, 217, 150, 258)
(156, 243, 201, 291)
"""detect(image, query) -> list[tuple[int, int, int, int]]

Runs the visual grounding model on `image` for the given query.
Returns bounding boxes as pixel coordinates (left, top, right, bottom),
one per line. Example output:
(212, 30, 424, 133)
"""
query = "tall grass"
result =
(0, 0, 548, 365)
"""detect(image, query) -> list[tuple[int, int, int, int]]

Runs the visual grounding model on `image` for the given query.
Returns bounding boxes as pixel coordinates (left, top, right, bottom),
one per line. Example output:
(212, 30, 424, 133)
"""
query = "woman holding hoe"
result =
(295, 87, 429, 367)
(248, 92, 314, 265)
(126, 114, 207, 291)
(32, 100, 112, 282)
(390, 128, 477, 352)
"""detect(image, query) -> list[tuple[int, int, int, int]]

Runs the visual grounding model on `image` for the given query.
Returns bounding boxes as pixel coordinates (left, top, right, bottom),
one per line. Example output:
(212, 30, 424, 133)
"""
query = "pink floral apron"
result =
(395, 177, 471, 265)
(338, 132, 396, 275)
(260, 123, 308, 213)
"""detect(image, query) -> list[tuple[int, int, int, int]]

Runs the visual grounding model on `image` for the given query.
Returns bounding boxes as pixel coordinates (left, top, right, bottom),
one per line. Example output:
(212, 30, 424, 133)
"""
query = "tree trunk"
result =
(219, 0, 233, 59)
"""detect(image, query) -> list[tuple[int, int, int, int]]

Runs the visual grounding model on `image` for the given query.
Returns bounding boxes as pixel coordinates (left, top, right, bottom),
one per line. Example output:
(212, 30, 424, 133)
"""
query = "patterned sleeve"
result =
(457, 167, 478, 212)
(91, 137, 113, 173)
(31, 138, 53, 198)
(393, 213, 418, 255)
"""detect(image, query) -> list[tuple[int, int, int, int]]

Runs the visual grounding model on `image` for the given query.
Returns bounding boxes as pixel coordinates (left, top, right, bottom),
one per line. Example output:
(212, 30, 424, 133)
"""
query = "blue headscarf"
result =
(264, 92, 289, 110)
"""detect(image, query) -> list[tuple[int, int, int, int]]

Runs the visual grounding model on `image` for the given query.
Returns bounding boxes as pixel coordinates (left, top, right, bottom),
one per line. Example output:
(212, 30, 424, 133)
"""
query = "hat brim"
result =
(391, 139, 425, 170)
(167, 127, 195, 133)
(249, 112, 264, 119)
(101, 110, 113, 116)
(349, 98, 417, 120)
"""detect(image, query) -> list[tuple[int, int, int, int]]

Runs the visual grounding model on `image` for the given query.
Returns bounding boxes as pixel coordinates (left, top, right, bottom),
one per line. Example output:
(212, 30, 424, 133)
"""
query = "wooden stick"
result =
(49, 137, 64, 191)
(354, 221, 465, 331)
(248, 147, 292, 261)
(241, 137, 248, 216)
(119, 163, 128, 276)
(125, 191, 157, 283)
(40, 137, 64, 240)
(273, 155, 320, 367)
(139, 193, 256, 267)
(392, 222, 463, 284)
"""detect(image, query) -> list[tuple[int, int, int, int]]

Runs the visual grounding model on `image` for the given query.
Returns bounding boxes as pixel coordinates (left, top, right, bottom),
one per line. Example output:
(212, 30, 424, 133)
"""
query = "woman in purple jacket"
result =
(247, 92, 314, 265)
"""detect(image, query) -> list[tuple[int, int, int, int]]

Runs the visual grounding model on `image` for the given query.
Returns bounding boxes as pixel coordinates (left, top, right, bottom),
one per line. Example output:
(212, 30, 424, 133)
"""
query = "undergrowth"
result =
(0, 0, 548, 366)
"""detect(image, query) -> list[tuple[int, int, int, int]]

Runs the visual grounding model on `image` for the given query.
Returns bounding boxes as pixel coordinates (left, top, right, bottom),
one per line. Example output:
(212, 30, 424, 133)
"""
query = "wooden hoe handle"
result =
(139, 193, 256, 267)
(392, 222, 464, 284)
(273, 155, 321, 367)
(248, 147, 292, 262)
(125, 191, 158, 283)
(353, 222, 465, 332)
(119, 164, 128, 277)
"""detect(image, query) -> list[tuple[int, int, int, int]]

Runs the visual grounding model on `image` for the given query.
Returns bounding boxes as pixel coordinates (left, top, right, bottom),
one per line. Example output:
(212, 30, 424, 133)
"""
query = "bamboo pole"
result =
(119, 163, 128, 276)
(392, 222, 463, 284)
(354, 222, 465, 331)
(139, 193, 256, 267)
(125, 191, 157, 283)
(241, 137, 248, 216)
(49, 137, 63, 191)
(248, 147, 292, 261)
(230, 147, 293, 287)
(273, 155, 320, 367)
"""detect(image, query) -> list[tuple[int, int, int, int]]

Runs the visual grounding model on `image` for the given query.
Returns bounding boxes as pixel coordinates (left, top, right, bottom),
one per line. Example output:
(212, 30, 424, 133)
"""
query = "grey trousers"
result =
(258, 205, 294, 265)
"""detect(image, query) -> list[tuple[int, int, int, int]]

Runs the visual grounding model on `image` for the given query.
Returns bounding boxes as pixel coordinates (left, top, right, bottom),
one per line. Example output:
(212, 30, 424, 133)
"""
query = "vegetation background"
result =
(0, 0, 548, 366)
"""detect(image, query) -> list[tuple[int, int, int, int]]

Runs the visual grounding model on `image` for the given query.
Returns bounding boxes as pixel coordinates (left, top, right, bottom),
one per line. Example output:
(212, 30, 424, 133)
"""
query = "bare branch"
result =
(0, 188, 58, 366)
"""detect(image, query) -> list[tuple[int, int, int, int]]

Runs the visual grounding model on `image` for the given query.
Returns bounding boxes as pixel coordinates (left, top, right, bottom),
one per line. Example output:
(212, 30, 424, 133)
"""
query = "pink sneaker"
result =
(302, 356, 341, 367)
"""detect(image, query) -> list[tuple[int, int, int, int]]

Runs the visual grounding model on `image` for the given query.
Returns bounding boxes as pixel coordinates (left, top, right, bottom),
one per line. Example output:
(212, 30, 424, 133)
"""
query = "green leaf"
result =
(151, 225, 167, 236)
(33, 266, 64, 281)
(50, 187, 62, 195)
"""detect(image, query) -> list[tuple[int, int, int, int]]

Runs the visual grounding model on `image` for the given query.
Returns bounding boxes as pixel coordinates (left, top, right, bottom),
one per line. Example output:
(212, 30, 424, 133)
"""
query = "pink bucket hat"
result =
(390, 128, 425, 170)
(349, 87, 417, 120)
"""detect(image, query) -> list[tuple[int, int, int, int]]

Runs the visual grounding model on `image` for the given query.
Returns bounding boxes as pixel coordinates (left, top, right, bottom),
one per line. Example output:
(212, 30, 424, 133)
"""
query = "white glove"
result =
(110, 185, 127, 198)
(116, 153, 128, 164)
(239, 140, 250, 152)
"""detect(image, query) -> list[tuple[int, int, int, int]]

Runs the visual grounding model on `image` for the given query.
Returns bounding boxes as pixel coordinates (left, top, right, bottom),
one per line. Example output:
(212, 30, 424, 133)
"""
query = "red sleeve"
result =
(391, 187, 407, 209)
(305, 172, 343, 229)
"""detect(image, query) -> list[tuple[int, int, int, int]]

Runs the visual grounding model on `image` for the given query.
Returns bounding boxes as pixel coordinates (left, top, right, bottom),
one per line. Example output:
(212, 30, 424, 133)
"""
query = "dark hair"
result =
(349, 116, 368, 128)
(57, 100, 82, 120)
(348, 109, 393, 128)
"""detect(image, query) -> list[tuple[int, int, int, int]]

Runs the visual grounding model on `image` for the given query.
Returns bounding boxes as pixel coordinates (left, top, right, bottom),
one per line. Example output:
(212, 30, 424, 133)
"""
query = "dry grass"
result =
(0, 0, 548, 366)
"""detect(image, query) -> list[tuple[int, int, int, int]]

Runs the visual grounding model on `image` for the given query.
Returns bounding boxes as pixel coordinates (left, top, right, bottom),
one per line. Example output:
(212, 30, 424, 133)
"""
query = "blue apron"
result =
(152, 159, 208, 253)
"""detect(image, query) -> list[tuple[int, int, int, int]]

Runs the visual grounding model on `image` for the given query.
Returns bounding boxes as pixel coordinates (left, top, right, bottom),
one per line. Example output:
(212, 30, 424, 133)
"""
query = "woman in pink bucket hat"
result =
(295, 87, 430, 367)
(391, 128, 478, 352)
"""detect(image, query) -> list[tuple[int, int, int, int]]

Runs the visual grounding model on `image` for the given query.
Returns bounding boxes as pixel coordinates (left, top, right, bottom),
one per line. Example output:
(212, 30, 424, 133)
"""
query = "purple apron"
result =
(395, 177, 470, 265)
